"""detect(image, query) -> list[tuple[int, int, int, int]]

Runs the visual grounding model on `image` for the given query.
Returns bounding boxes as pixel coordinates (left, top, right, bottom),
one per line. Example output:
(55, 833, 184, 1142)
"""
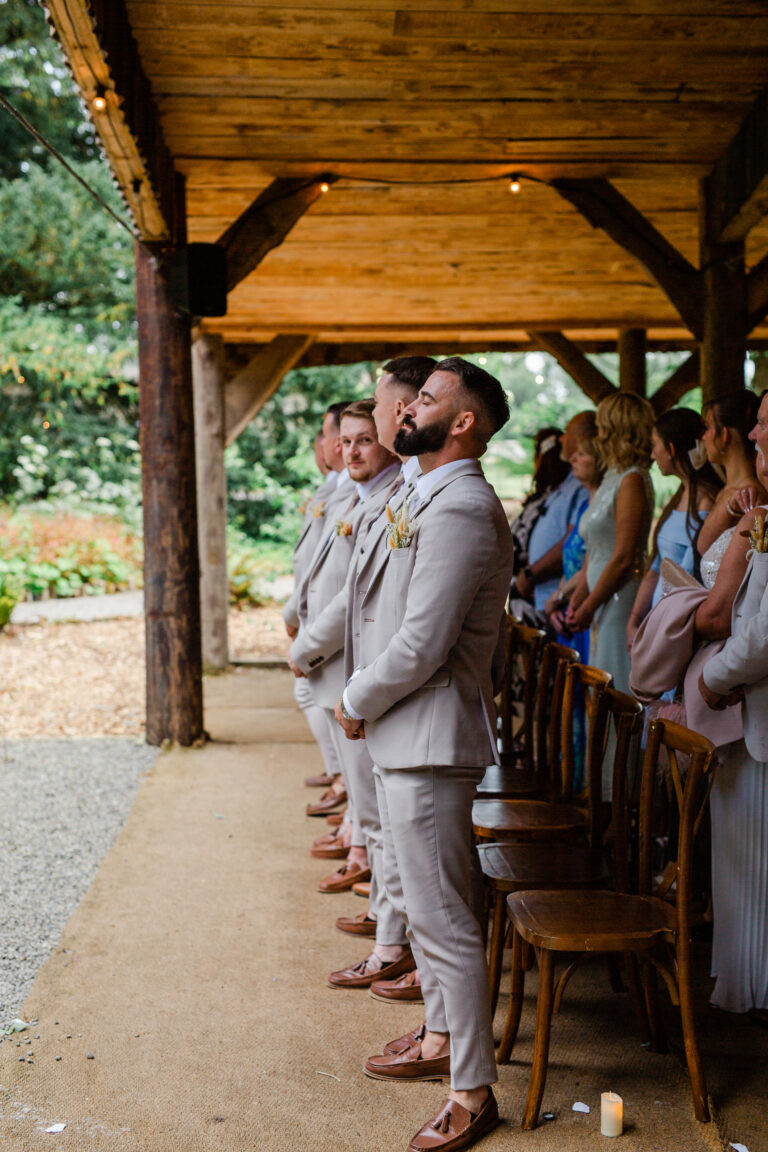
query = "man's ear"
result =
(451, 409, 476, 436)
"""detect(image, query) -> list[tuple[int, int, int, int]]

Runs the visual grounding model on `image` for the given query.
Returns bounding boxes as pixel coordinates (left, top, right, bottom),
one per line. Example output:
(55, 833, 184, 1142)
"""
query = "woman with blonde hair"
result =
(566, 393, 655, 769)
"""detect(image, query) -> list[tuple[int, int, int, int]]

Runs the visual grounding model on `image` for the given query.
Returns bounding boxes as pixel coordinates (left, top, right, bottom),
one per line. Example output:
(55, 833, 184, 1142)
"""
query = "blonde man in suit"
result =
(284, 402, 354, 802)
(291, 399, 401, 891)
(290, 358, 436, 985)
(335, 358, 513, 1152)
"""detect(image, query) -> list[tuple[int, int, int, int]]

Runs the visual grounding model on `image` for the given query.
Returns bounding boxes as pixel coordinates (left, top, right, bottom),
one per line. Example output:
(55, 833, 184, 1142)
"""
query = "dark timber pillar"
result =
(699, 179, 747, 404)
(618, 328, 647, 395)
(135, 183, 204, 746)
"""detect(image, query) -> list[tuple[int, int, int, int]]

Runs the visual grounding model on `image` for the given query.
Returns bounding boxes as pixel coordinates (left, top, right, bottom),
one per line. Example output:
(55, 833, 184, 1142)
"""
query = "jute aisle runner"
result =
(0, 668, 723, 1151)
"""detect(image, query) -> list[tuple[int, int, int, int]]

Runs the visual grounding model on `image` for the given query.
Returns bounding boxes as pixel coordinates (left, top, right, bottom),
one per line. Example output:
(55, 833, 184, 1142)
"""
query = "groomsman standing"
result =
(291, 400, 401, 892)
(335, 358, 513, 1152)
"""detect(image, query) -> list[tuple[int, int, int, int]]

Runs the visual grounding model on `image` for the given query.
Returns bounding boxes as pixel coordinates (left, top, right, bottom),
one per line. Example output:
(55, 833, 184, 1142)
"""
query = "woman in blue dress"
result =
(626, 407, 722, 650)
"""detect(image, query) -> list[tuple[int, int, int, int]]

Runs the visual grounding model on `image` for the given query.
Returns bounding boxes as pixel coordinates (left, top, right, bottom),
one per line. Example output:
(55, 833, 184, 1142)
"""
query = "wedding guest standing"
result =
(697, 389, 766, 557)
(699, 390, 768, 1023)
(626, 407, 720, 649)
(566, 393, 654, 796)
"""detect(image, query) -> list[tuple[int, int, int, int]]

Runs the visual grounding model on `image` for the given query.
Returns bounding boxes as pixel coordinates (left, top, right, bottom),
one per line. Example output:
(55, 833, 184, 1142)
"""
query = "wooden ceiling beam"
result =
(706, 86, 768, 245)
(45, 0, 176, 241)
(225, 334, 314, 445)
(550, 178, 703, 338)
(526, 331, 616, 405)
(217, 177, 337, 293)
(649, 351, 701, 415)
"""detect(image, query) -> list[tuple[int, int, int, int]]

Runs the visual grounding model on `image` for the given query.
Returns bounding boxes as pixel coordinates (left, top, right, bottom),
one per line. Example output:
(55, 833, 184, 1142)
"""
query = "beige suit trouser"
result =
(373, 764, 497, 1090)
(293, 678, 343, 781)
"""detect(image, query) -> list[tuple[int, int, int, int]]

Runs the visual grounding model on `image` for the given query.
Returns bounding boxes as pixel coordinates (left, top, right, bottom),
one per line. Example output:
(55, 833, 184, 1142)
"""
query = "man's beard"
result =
(394, 415, 451, 456)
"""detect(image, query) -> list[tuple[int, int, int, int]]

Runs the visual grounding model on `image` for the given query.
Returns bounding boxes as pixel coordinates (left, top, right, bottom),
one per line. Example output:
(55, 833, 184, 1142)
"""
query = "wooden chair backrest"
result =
(560, 661, 612, 804)
(600, 687, 644, 892)
(500, 617, 545, 768)
(638, 720, 716, 942)
(537, 642, 578, 798)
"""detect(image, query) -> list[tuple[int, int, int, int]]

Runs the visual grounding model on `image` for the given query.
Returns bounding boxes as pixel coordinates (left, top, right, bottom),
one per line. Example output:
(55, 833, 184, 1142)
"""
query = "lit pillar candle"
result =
(601, 1092, 623, 1137)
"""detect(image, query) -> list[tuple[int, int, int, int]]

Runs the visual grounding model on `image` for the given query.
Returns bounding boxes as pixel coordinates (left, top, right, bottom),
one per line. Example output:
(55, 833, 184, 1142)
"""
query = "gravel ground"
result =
(0, 738, 157, 1030)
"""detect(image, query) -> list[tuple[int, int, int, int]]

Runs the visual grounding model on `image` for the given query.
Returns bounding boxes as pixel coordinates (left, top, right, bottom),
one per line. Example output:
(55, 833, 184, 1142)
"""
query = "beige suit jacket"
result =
(702, 548, 768, 761)
(282, 472, 348, 631)
(344, 459, 514, 770)
(291, 465, 399, 708)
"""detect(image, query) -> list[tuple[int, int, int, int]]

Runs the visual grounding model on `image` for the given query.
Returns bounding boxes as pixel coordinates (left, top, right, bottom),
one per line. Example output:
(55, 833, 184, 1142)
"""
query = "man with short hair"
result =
(335, 357, 514, 1152)
(291, 399, 400, 892)
(290, 359, 436, 982)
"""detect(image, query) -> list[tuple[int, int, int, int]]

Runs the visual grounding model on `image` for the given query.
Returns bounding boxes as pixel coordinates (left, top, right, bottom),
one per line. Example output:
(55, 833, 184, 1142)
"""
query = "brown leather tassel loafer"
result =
(328, 949, 415, 989)
(408, 1091, 499, 1152)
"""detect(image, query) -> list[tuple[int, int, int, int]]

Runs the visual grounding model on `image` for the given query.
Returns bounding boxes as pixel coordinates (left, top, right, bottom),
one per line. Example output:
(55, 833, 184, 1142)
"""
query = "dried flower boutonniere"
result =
(313, 501, 327, 519)
(385, 496, 415, 549)
(748, 511, 768, 553)
(335, 520, 353, 537)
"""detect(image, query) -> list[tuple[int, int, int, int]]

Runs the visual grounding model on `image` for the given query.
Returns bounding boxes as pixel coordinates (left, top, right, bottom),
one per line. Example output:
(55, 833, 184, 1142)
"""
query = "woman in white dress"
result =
(698, 391, 768, 1021)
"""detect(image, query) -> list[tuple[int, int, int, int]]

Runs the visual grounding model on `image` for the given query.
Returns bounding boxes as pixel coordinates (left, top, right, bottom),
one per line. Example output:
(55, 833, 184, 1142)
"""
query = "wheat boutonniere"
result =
(313, 500, 326, 519)
(385, 496, 415, 549)
(748, 511, 768, 553)
(335, 520, 353, 536)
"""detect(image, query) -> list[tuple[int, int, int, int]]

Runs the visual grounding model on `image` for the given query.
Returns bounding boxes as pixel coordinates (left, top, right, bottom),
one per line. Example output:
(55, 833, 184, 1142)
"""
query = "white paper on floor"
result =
(729, 1143, 748, 1152)
(45, 1124, 67, 1134)
(572, 1102, 591, 1113)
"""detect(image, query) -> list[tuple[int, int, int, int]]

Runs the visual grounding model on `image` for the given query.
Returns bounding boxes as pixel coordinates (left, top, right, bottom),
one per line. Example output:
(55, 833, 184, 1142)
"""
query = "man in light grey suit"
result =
(284, 401, 354, 804)
(335, 358, 513, 1152)
(290, 359, 436, 985)
(291, 399, 401, 892)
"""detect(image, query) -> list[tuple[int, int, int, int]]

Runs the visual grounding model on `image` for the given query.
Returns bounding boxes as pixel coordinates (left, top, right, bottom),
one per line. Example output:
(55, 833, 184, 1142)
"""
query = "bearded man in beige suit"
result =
(335, 358, 513, 1152)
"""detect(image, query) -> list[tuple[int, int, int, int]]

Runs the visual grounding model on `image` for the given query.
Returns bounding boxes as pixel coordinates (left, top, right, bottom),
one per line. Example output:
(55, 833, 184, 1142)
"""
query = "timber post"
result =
(699, 179, 747, 404)
(618, 328, 647, 396)
(136, 179, 204, 746)
(192, 333, 229, 671)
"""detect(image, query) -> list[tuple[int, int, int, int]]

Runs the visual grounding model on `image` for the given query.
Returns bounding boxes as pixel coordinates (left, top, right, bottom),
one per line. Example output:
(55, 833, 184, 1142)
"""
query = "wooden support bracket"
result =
(550, 178, 703, 339)
(218, 177, 337, 293)
(527, 330, 615, 405)
(707, 85, 768, 245)
(748, 252, 768, 332)
(224, 334, 315, 445)
(649, 351, 700, 416)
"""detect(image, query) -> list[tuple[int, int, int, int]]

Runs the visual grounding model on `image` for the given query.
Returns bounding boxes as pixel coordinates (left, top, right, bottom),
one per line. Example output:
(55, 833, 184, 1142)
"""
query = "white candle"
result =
(601, 1091, 623, 1137)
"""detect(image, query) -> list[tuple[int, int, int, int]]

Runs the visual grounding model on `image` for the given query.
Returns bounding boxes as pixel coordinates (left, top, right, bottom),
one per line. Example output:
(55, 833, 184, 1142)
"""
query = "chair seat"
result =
(507, 889, 677, 952)
(476, 764, 544, 800)
(472, 799, 589, 839)
(477, 841, 608, 891)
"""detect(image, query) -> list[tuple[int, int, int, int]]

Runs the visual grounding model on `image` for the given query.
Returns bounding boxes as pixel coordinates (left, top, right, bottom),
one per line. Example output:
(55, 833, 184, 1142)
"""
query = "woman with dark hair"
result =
(626, 407, 721, 649)
(508, 427, 569, 585)
(697, 389, 767, 556)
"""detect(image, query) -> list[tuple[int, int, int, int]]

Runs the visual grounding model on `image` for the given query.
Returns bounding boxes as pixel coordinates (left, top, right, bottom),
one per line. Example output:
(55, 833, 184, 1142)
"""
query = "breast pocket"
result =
(387, 546, 415, 628)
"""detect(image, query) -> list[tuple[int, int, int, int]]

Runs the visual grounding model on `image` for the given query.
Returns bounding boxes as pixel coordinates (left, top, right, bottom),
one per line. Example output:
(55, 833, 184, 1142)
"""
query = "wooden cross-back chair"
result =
(478, 681, 641, 1013)
(473, 650, 607, 844)
(497, 718, 716, 1130)
(478, 618, 546, 802)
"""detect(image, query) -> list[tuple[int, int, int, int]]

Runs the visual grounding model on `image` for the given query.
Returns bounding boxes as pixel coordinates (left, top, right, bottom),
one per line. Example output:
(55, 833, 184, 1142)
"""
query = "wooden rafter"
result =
(707, 85, 768, 245)
(748, 252, 768, 332)
(550, 178, 703, 338)
(218, 177, 338, 293)
(45, 0, 176, 240)
(527, 331, 615, 405)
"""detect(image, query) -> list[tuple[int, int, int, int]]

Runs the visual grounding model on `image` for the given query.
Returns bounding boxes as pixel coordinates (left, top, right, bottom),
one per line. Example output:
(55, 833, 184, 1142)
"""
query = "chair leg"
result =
(488, 890, 506, 1017)
(624, 953, 651, 1046)
(606, 954, 625, 994)
(677, 958, 710, 1122)
(641, 958, 668, 1054)
(522, 948, 555, 1130)
(553, 958, 582, 1014)
(497, 927, 525, 1064)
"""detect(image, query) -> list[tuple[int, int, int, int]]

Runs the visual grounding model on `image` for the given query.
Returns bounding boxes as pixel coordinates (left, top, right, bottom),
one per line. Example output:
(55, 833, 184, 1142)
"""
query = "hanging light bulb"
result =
(93, 85, 107, 112)
(509, 175, 521, 194)
(320, 182, 330, 194)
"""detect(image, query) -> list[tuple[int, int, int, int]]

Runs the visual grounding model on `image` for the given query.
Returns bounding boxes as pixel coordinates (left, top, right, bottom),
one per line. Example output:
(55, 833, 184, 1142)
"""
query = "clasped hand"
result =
(334, 698, 365, 740)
